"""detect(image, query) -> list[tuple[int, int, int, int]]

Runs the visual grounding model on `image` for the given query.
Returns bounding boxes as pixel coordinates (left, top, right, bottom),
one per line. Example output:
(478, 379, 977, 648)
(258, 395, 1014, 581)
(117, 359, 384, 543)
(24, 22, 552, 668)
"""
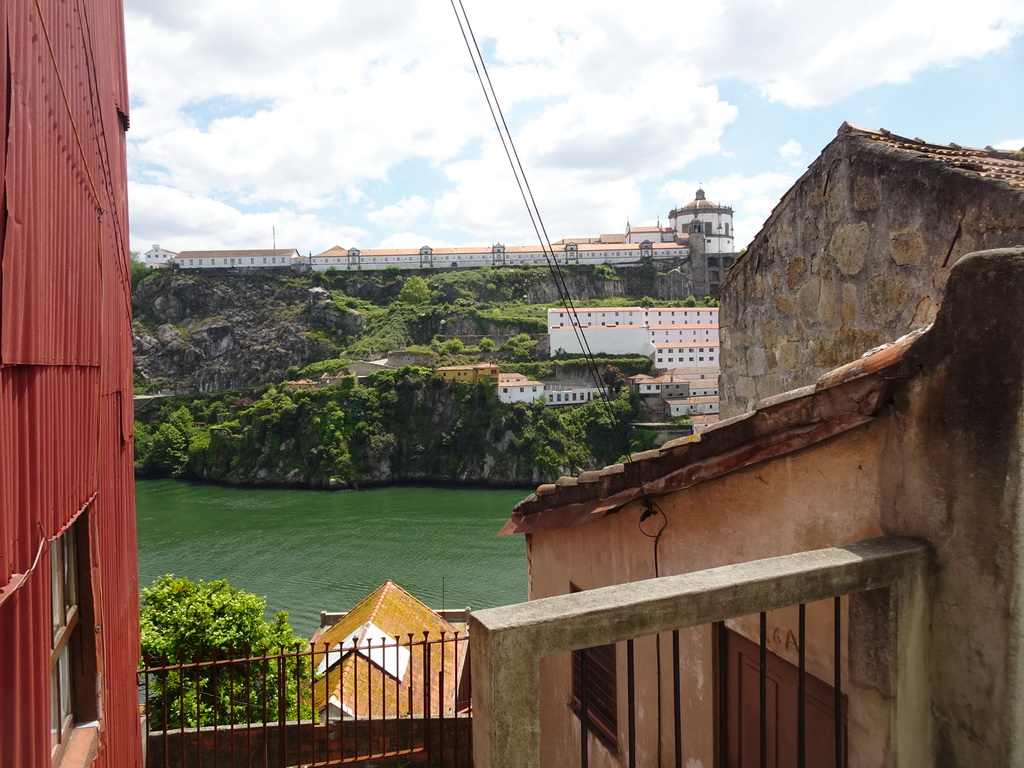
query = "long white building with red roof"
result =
(144, 189, 737, 298)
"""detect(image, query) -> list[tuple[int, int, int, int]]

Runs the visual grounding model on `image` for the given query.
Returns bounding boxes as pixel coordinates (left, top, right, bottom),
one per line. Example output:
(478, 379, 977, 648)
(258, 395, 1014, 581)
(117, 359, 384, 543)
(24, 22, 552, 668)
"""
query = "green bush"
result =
(140, 575, 308, 728)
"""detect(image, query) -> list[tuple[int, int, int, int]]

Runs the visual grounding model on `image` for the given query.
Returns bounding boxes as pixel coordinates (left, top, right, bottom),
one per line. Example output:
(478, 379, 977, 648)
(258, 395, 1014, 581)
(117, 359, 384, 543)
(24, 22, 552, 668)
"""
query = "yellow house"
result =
(435, 364, 500, 384)
(311, 581, 467, 719)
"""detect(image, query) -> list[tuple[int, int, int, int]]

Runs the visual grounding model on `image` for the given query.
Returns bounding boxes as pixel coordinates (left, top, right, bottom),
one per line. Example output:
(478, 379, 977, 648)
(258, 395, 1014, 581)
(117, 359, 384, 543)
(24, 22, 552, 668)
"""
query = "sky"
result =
(124, 0, 1024, 257)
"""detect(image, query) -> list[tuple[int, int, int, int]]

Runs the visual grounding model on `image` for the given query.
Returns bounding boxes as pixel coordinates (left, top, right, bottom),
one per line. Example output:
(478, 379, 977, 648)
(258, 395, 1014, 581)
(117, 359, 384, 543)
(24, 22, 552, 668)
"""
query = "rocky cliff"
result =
(134, 370, 644, 489)
(133, 273, 364, 392)
(133, 265, 701, 394)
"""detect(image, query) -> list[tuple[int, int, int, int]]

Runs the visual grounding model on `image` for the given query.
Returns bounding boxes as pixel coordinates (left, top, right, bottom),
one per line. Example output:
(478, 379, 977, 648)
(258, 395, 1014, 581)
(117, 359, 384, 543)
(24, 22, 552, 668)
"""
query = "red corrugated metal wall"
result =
(0, 0, 139, 764)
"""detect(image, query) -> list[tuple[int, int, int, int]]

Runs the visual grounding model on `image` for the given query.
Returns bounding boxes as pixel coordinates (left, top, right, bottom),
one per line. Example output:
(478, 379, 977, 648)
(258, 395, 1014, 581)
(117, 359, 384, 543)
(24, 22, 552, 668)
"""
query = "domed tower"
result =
(667, 189, 736, 297)
(667, 188, 734, 254)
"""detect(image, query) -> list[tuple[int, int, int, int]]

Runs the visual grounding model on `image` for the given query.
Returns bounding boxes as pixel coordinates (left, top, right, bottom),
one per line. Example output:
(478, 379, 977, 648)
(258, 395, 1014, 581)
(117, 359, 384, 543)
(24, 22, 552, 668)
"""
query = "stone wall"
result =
(720, 126, 1024, 416)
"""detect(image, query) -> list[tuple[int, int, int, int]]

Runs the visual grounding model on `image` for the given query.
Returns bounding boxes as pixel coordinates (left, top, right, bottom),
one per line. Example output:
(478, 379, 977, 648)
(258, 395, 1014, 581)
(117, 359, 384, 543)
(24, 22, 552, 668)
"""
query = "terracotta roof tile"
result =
(176, 248, 300, 259)
(310, 581, 463, 717)
(501, 327, 928, 535)
(840, 122, 1024, 189)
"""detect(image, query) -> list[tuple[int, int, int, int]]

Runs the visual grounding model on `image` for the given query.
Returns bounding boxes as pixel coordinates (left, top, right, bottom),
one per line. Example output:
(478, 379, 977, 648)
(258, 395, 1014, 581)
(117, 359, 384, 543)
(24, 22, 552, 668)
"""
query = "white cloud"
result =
(128, 182, 365, 254)
(687, 0, 1024, 107)
(779, 139, 803, 161)
(123, 0, 1023, 252)
(996, 138, 1024, 150)
(376, 233, 462, 250)
(365, 197, 431, 229)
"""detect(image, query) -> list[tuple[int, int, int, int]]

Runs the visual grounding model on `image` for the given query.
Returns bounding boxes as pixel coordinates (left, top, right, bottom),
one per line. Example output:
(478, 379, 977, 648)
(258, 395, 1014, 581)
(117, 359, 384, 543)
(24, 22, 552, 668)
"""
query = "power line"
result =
(448, 0, 669, 524)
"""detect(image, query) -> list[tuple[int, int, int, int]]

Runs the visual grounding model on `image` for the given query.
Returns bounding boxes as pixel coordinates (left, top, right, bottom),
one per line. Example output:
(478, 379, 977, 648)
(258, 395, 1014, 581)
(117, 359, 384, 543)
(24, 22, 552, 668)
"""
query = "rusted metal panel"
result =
(2, 0, 131, 367)
(0, 0, 138, 765)
(0, 553, 54, 768)
(92, 392, 142, 765)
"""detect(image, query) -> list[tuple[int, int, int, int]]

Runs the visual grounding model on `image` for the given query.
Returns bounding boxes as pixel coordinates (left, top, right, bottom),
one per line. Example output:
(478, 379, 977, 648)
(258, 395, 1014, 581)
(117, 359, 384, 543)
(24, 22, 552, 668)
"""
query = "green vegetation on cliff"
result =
(132, 263, 712, 487)
(133, 264, 713, 394)
(134, 367, 644, 488)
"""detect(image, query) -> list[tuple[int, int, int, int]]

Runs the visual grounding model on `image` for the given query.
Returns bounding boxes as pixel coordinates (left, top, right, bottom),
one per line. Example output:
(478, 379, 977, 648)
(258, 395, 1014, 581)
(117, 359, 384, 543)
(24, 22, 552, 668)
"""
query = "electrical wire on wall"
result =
(450, 4, 673, 764)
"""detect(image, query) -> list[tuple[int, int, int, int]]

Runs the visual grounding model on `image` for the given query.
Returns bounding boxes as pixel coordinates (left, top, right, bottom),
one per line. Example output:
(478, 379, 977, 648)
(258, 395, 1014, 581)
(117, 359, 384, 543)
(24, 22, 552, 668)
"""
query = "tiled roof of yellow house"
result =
(501, 328, 927, 535)
(310, 581, 464, 717)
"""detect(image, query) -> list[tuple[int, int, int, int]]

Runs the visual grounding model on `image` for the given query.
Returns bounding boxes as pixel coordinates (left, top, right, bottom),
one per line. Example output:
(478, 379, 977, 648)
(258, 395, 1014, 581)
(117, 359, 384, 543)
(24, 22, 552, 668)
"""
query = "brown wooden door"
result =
(722, 628, 846, 768)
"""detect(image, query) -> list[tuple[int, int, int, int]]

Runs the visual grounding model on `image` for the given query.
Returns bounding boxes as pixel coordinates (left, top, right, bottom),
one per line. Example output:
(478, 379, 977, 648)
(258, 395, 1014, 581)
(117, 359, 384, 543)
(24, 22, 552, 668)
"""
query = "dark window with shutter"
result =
(570, 583, 617, 748)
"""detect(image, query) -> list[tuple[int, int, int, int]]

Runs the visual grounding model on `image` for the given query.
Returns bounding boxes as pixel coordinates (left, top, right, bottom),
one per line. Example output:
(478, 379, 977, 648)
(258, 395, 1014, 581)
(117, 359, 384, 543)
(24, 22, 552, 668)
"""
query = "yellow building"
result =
(435, 364, 499, 384)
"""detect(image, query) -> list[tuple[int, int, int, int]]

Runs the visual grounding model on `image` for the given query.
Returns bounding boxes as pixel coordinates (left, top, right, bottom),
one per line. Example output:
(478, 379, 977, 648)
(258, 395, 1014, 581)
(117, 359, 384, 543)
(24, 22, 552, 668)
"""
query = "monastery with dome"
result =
(144, 189, 737, 298)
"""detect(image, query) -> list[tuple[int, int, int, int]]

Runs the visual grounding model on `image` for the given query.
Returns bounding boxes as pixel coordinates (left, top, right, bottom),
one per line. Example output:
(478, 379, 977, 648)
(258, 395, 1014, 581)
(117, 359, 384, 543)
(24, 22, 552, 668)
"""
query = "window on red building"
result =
(50, 514, 95, 762)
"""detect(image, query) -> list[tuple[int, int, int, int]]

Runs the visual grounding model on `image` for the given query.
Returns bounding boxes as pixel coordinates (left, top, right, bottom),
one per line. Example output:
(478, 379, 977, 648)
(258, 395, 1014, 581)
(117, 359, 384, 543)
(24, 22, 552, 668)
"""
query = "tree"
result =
(681, 295, 697, 307)
(439, 337, 465, 356)
(139, 575, 309, 728)
(592, 264, 619, 281)
(502, 333, 538, 362)
(602, 364, 627, 394)
(129, 254, 153, 288)
(140, 407, 196, 475)
(146, 422, 189, 474)
(398, 275, 430, 304)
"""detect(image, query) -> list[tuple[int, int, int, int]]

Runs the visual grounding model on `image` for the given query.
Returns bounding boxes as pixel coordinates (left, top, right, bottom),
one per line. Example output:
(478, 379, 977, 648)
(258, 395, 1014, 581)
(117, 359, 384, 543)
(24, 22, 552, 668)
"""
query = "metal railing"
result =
(138, 632, 471, 768)
(469, 536, 931, 768)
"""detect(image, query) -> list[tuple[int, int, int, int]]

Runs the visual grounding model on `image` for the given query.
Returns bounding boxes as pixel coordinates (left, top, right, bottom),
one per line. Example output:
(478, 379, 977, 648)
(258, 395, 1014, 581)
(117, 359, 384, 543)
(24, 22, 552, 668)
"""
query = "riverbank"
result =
(133, 369, 649, 489)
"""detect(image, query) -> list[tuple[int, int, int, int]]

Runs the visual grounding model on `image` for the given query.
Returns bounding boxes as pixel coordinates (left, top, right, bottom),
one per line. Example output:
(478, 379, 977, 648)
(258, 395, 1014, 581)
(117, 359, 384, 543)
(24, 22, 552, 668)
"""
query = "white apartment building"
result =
(549, 324, 654, 357)
(547, 307, 720, 367)
(167, 248, 303, 269)
(496, 374, 604, 406)
(543, 384, 604, 406)
(666, 396, 720, 417)
(143, 244, 177, 266)
(652, 343, 719, 368)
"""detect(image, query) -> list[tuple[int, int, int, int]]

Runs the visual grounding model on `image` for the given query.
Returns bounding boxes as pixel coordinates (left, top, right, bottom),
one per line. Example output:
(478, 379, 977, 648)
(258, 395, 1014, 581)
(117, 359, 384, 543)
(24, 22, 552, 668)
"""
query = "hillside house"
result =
(317, 371, 349, 387)
(543, 383, 604, 406)
(689, 414, 719, 433)
(665, 395, 719, 417)
(436, 364, 500, 384)
(632, 372, 691, 398)
(143, 243, 178, 267)
(311, 581, 468, 720)
(469, 248, 1024, 767)
(497, 373, 544, 404)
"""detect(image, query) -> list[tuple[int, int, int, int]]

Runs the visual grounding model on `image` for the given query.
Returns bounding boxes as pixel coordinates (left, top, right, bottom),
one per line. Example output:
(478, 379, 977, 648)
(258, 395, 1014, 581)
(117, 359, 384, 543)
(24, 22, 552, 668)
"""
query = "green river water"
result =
(135, 480, 529, 636)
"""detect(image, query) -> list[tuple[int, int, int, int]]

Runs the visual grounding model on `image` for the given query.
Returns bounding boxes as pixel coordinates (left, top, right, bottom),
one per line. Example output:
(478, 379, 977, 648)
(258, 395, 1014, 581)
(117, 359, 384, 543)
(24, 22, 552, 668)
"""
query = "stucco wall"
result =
(528, 425, 888, 768)
(517, 248, 1024, 768)
(720, 130, 1024, 417)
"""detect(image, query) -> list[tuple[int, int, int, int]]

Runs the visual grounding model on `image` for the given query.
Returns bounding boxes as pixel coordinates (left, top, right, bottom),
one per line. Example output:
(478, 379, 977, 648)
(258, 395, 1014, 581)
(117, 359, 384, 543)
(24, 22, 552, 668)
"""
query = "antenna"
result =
(272, 225, 276, 249)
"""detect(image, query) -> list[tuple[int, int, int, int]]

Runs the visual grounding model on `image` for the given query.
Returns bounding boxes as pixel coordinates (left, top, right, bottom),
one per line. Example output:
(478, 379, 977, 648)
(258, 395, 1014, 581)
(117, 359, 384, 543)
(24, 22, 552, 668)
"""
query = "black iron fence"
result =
(138, 632, 471, 768)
